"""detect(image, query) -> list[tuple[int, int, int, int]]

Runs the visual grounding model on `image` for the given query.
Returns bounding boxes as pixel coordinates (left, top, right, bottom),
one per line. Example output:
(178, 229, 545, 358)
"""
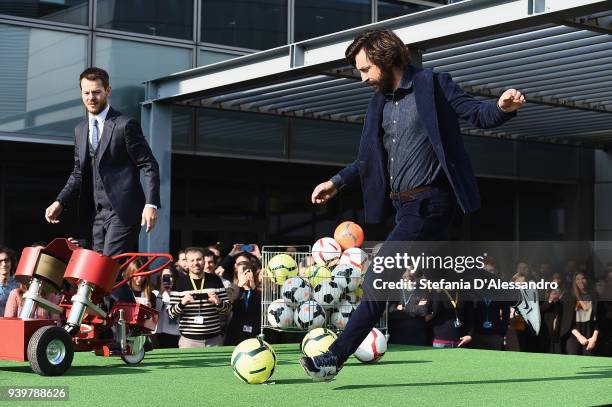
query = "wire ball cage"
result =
(260, 245, 387, 340)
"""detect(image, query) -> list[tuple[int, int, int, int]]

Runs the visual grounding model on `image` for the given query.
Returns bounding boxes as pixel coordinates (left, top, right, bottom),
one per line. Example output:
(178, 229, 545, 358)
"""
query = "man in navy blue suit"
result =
(301, 29, 525, 380)
(44, 67, 160, 302)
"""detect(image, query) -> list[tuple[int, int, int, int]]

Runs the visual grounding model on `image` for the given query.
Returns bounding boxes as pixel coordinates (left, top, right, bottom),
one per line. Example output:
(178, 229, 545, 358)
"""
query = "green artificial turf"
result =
(0, 344, 610, 407)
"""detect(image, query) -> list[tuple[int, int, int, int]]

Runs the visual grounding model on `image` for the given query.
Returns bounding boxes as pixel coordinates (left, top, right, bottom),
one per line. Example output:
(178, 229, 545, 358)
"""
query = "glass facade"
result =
(96, 0, 194, 40)
(295, 0, 370, 42)
(196, 109, 286, 158)
(201, 0, 287, 50)
(378, 0, 432, 22)
(95, 37, 192, 119)
(199, 49, 240, 67)
(0, 24, 87, 140)
(0, 0, 88, 25)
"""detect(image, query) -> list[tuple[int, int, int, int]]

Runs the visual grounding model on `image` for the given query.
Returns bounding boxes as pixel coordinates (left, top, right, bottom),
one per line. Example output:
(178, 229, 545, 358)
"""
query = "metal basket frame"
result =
(260, 245, 387, 339)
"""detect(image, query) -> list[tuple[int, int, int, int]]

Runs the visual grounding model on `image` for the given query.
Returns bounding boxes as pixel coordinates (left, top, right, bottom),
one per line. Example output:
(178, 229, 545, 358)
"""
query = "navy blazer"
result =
(336, 66, 516, 223)
(57, 107, 160, 225)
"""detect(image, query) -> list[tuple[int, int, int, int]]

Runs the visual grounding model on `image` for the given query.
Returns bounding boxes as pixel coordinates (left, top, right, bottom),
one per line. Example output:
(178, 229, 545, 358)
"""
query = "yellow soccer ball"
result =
(267, 254, 298, 285)
(301, 328, 337, 357)
(231, 338, 277, 384)
(304, 265, 332, 287)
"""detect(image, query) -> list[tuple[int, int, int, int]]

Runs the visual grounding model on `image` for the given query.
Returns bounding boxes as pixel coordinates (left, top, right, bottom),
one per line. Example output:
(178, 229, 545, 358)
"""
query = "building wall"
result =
(0, 0, 597, 252)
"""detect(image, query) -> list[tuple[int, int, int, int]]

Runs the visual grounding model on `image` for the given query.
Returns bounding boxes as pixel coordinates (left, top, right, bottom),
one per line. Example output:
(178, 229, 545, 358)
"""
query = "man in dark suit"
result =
(44, 67, 160, 298)
(301, 29, 525, 381)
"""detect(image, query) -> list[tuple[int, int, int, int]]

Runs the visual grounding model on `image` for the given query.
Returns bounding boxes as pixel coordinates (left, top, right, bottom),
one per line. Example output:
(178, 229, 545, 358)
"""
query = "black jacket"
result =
(57, 107, 160, 225)
(558, 293, 605, 338)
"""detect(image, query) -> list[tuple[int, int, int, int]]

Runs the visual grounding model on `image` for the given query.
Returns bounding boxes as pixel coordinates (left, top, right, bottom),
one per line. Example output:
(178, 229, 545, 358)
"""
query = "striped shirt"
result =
(167, 272, 231, 340)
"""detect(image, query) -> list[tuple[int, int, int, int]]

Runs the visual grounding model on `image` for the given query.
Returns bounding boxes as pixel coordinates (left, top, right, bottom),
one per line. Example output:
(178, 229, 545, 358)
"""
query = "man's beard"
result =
(370, 69, 396, 94)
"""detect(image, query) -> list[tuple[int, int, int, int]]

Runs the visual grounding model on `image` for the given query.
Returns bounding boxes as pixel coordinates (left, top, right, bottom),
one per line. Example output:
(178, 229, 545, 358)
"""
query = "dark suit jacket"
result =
(57, 107, 160, 225)
(337, 66, 516, 223)
(558, 293, 604, 338)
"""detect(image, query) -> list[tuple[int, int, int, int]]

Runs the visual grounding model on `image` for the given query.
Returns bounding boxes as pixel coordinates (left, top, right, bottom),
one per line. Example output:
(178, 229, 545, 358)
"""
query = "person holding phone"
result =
(167, 247, 231, 348)
(224, 260, 262, 346)
(152, 265, 180, 348)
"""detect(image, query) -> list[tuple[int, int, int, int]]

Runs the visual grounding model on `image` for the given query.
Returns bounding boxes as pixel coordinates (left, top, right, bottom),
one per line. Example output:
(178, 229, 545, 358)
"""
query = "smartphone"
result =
(162, 275, 171, 285)
(240, 244, 253, 252)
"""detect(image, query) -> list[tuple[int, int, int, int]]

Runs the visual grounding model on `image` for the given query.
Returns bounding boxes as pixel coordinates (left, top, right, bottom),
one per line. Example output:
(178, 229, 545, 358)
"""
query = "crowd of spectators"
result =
(388, 257, 612, 357)
(1, 243, 611, 357)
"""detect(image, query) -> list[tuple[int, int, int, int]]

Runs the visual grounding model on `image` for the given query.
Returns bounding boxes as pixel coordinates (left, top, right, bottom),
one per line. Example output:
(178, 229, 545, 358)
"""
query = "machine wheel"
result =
(121, 347, 145, 365)
(27, 326, 74, 376)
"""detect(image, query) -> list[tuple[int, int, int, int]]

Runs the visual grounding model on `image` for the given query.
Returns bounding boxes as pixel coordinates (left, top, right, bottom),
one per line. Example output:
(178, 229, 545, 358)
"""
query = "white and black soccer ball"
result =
(313, 280, 343, 306)
(294, 300, 326, 330)
(281, 277, 311, 306)
(330, 299, 355, 329)
(341, 291, 359, 304)
(332, 264, 362, 292)
(267, 299, 294, 329)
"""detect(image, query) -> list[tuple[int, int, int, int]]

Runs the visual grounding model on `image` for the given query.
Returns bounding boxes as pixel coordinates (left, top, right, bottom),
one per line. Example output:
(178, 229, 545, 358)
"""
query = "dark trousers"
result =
(470, 334, 504, 350)
(564, 334, 594, 356)
(329, 185, 456, 363)
(92, 207, 140, 302)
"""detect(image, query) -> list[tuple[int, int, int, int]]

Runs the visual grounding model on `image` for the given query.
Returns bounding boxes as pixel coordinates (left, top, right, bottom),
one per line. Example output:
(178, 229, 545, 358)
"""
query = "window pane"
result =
(95, 37, 192, 120)
(295, 0, 370, 42)
(198, 49, 240, 67)
(96, 0, 194, 40)
(172, 106, 194, 150)
(378, 0, 432, 22)
(290, 119, 360, 164)
(0, 0, 88, 25)
(201, 0, 287, 50)
(0, 24, 87, 140)
(197, 109, 286, 158)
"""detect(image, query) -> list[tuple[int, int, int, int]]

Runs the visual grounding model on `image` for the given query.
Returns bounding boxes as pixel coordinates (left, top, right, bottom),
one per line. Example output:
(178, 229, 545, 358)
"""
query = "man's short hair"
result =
(345, 29, 411, 72)
(184, 246, 215, 259)
(0, 247, 17, 274)
(79, 67, 110, 89)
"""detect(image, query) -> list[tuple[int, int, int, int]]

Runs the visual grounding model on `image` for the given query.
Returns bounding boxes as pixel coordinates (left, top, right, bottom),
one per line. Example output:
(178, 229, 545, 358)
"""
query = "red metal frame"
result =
(0, 238, 174, 367)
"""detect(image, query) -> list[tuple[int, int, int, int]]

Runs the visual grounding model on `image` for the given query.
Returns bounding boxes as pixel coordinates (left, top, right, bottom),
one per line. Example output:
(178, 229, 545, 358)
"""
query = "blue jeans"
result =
(329, 184, 456, 363)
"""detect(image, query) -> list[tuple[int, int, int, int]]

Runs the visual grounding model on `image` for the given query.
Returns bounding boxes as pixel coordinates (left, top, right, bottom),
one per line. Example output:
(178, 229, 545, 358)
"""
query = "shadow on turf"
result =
(332, 366, 612, 390)
(345, 360, 431, 367)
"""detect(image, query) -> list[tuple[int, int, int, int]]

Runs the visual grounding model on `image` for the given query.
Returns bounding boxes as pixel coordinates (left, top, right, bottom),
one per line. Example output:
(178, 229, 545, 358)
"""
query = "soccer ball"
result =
(267, 253, 298, 285)
(341, 291, 359, 304)
(313, 280, 343, 306)
(294, 300, 326, 330)
(334, 221, 364, 250)
(331, 263, 362, 292)
(338, 247, 370, 275)
(231, 338, 277, 384)
(304, 265, 332, 287)
(330, 300, 355, 329)
(312, 237, 342, 266)
(354, 328, 387, 363)
(281, 277, 311, 305)
(267, 299, 294, 328)
(301, 328, 338, 357)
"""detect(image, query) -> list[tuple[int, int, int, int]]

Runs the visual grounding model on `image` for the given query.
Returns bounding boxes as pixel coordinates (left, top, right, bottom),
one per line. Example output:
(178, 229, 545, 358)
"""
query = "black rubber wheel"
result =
(27, 326, 74, 376)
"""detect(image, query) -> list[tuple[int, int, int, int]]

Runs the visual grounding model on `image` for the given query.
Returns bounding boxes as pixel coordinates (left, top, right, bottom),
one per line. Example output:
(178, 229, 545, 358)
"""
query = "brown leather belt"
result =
(389, 186, 432, 202)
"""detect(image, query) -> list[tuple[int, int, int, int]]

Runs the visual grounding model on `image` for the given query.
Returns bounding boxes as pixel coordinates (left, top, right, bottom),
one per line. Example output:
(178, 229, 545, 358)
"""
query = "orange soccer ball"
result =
(334, 221, 364, 250)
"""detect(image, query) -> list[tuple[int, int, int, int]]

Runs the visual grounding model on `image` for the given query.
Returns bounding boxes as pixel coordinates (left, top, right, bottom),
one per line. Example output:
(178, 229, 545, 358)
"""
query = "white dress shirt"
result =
(88, 104, 110, 147)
